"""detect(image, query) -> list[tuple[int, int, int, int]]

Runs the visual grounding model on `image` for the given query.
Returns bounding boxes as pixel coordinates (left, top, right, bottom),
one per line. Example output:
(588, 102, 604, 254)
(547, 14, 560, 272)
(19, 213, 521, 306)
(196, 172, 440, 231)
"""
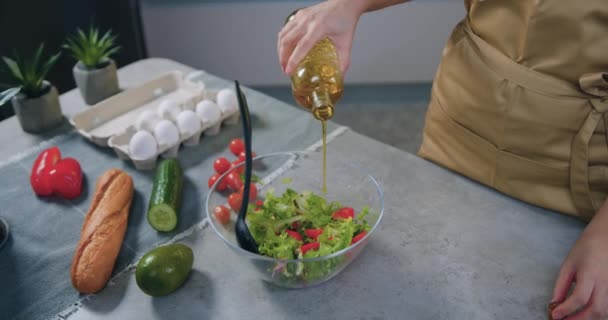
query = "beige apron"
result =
(418, 0, 608, 221)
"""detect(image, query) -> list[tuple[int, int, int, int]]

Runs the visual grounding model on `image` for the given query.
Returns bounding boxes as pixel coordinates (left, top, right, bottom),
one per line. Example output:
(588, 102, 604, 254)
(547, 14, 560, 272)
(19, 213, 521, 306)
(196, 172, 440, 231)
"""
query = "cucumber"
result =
(148, 159, 183, 232)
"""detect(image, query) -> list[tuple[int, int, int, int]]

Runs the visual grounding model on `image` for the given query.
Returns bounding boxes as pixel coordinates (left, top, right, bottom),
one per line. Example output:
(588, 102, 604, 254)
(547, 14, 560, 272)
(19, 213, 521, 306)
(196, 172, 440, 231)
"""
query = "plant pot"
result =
(73, 59, 120, 105)
(12, 82, 63, 133)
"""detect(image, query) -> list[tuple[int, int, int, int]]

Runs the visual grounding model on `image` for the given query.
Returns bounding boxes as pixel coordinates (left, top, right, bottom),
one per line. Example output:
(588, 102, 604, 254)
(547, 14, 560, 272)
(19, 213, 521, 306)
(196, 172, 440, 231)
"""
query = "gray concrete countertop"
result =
(62, 131, 585, 320)
(1, 59, 585, 320)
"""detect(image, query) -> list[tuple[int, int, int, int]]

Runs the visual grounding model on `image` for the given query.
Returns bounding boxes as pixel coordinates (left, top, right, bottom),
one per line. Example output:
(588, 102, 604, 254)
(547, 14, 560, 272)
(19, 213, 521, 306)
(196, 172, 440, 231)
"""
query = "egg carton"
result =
(70, 70, 241, 170)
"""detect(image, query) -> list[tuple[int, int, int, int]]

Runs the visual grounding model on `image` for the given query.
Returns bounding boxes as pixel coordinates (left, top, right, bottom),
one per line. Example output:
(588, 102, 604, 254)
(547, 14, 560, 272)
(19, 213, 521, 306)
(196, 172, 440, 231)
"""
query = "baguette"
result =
(70, 168, 134, 293)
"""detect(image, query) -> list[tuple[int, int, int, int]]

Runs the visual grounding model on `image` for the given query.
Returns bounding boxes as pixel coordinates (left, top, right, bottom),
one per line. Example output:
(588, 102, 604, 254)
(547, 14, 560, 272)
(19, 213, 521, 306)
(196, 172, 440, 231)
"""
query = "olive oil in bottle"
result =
(286, 10, 344, 193)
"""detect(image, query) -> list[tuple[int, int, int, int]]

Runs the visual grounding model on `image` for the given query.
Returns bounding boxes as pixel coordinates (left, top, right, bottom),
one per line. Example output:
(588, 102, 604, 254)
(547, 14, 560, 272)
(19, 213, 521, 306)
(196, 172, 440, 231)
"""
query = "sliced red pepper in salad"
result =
(332, 207, 355, 220)
(304, 228, 323, 240)
(300, 242, 320, 255)
(285, 229, 302, 241)
(351, 230, 368, 245)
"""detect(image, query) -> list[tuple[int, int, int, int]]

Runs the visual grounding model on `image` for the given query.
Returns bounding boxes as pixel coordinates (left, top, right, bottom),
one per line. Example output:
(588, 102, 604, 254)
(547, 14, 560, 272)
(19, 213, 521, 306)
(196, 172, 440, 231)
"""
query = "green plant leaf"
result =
(2, 44, 60, 97)
(99, 29, 112, 46)
(66, 39, 85, 64)
(2, 57, 23, 81)
(64, 25, 119, 67)
(77, 28, 87, 42)
(11, 52, 35, 95)
(102, 46, 121, 60)
(39, 52, 61, 83)
(31, 43, 44, 74)
(0, 87, 21, 106)
(91, 27, 99, 46)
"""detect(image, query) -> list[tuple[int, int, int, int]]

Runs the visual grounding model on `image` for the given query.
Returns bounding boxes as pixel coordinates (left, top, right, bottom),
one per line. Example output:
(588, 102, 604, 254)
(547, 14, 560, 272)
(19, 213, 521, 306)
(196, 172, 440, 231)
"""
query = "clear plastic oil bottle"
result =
(286, 10, 344, 192)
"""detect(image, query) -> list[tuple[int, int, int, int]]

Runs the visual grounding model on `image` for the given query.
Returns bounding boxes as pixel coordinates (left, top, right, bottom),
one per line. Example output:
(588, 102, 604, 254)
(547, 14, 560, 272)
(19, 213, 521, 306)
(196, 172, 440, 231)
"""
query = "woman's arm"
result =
(551, 201, 608, 319)
(353, 0, 410, 13)
(278, 0, 410, 75)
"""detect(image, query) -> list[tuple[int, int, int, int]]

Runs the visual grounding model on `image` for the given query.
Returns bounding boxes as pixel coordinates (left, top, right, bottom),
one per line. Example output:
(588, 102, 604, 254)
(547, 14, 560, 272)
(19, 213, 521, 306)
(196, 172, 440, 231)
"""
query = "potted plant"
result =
(0, 44, 63, 133)
(63, 26, 121, 105)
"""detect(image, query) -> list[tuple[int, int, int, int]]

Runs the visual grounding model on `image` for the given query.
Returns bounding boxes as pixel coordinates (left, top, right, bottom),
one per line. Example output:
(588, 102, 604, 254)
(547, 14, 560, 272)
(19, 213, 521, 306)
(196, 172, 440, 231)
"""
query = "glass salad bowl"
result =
(206, 151, 384, 288)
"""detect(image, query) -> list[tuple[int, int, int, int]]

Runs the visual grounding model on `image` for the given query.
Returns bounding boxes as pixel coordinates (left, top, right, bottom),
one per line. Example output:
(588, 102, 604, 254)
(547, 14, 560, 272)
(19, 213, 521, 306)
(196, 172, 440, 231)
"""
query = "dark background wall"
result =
(0, 0, 147, 120)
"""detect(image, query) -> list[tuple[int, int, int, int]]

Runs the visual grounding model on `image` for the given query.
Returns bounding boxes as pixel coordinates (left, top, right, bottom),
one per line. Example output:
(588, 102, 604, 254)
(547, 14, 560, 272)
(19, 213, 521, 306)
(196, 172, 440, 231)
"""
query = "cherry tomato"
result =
(208, 174, 227, 191)
(231, 161, 244, 175)
(285, 230, 302, 241)
(213, 205, 231, 225)
(237, 151, 256, 163)
(226, 172, 243, 190)
(255, 199, 264, 207)
(239, 183, 257, 201)
(227, 192, 243, 212)
(229, 138, 245, 156)
(332, 207, 355, 220)
(305, 229, 323, 240)
(213, 157, 231, 175)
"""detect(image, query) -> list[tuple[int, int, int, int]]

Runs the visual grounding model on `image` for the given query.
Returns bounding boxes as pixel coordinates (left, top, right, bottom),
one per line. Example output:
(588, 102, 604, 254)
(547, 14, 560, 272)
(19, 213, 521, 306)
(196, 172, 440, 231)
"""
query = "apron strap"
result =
(572, 73, 608, 217)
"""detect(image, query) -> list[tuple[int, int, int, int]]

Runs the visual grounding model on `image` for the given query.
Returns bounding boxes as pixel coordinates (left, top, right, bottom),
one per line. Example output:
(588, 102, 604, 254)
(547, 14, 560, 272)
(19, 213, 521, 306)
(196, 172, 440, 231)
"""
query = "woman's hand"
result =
(551, 203, 608, 319)
(277, 0, 366, 75)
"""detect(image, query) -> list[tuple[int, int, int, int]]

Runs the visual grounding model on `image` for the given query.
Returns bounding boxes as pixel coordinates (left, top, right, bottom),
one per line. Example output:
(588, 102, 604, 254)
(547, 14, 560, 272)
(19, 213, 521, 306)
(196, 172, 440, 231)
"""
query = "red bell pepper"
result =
(332, 207, 355, 220)
(351, 231, 368, 245)
(300, 242, 320, 255)
(304, 228, 323, 240)
(30, 147, 61, 196)
(49, 158, 83, 199)
(285, 229, 302, 241)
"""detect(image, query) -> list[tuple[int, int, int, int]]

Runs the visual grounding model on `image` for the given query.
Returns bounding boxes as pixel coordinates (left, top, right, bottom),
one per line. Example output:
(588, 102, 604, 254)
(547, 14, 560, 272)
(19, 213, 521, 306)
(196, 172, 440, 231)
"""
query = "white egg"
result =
(153, 120, 180, 149)
(216, 89, 237, 114)
(129, 131, 158, 160)
(195, 99, 221, 125)
(177, 110, 201, 136)
(157, 99, 181, 121)
(135, 110, 160, 132)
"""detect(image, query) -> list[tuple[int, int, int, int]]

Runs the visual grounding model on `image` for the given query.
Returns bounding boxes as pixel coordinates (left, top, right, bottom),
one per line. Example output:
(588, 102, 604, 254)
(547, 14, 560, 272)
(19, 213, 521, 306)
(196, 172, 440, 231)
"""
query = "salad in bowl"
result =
(206, 151, 383, 288)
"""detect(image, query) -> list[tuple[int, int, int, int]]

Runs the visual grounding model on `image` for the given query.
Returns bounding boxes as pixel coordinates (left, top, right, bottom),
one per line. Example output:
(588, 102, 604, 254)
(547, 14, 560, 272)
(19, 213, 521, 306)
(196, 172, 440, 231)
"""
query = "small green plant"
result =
(0, 44, 61, 106)
(63, 26, 120, 69)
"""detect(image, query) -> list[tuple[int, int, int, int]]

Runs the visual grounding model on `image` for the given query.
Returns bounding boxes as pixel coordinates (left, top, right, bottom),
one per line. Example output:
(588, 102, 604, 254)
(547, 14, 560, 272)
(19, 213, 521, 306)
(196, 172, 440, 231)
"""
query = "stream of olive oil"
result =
(290, 38, 343, 193)
(322, 120, 327, 193)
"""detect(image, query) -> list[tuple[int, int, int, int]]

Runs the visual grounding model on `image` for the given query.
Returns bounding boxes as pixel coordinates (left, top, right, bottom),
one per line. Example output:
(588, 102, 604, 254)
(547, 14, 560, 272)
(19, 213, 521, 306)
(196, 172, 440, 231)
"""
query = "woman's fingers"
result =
(552, 277, 595, 319)
(553, 263, 576, 304)
(564, 286, 608, 320)
(277, 17, 298, 55)
(278, 25, 304, 73)
(278, 13, 299, 39)
(285, 31, 321, 75)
